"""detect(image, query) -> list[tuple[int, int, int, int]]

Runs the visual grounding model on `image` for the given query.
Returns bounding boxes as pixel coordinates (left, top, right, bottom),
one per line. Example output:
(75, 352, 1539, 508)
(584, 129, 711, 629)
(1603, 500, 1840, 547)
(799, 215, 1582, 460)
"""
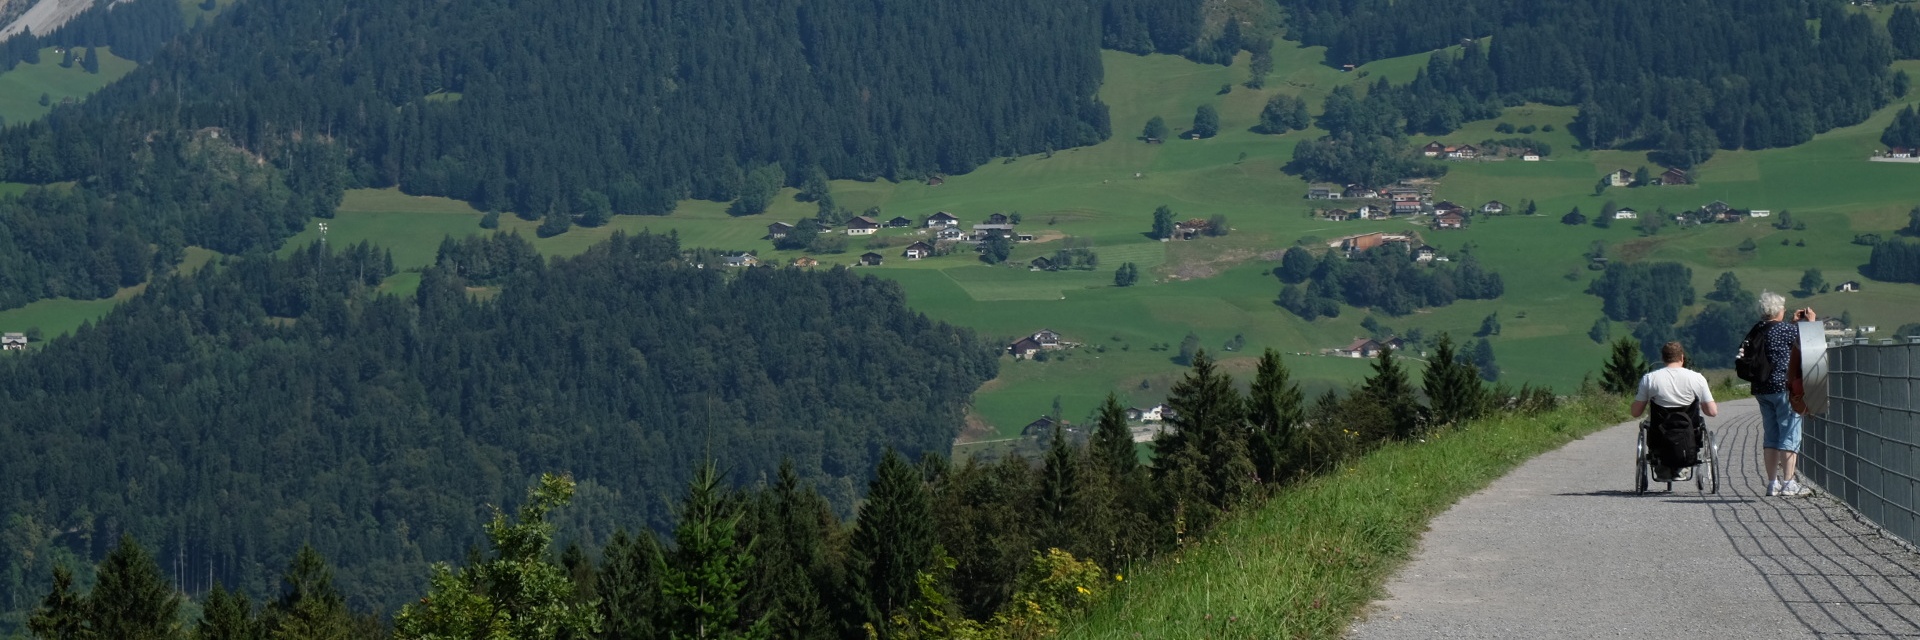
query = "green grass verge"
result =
(0, 46, 137, 125)
(1060, 395, 1621, 639)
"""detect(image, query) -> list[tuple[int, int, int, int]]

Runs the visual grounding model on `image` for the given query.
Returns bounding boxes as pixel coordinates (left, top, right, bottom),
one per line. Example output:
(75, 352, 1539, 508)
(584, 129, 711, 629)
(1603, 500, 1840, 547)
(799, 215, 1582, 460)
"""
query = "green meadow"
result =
(0, 46, 137, 125)
(13, 44, 1920, 438)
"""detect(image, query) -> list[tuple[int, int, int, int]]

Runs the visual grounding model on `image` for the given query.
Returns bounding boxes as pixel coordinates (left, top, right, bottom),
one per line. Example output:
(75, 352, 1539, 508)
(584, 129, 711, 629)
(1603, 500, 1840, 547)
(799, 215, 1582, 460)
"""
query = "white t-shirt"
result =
(1634, 366, 1715, 408)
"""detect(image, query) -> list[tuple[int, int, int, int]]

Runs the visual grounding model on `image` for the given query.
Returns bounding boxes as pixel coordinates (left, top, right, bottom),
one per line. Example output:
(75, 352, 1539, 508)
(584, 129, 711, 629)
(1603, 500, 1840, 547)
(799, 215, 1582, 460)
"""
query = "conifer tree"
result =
(1153, 350, 1254, 535)
(1151, 205, 1176, 240)
(537, 208, 573, 238)
(1712, 271, 1744, 301)
(846, 449, 936, 636)
(746, 462, 837, 640)
(1037, 424, 1079, 547)
(1361, 346, 1422, 439)
(1245, 348, 1305, 485)
(1246, 39, 1274, 88)
(1422, 334, 1485, 428)
(1892, 7, 1920, 60)
(89, 534, 184, 640)
(1600, 337, 1647, 395)
(575, 189, 613, 227)
(1088, 393, 1154, 565)
(263, 544, 355, 640)
(662, 462, 768, 640)
(1882, 105, 1920, 149)
(1192, 104, 1220, 138)
(1175, 332, 1202, 365)
(1476, 312, 1501, 337)
(81, 46, 100, 74)
(1091, 394, 1137, 482)
(195, 585, 261, 640)
(1471, 338, 1499, 382)
(28, 566, 90, 640)
(596, 529, 665, 640)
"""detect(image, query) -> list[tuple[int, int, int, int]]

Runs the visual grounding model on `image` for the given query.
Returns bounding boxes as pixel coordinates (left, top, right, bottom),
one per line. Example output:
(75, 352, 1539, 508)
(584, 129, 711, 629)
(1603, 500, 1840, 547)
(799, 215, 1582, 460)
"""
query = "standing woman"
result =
(1750, 291, 1814, 497)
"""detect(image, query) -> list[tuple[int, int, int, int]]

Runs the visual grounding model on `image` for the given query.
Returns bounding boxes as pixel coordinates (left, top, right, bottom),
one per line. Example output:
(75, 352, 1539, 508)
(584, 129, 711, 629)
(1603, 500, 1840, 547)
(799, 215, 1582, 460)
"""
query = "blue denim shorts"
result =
(1757, 392, 1802, 452)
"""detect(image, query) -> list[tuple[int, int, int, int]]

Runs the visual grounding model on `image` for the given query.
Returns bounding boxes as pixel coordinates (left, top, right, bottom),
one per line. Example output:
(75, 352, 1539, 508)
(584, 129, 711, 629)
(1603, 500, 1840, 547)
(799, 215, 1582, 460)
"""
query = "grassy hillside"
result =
(0, 46, 136, 124)
(1058, 395, 1622, 639)
(17, 45, 1920, 439)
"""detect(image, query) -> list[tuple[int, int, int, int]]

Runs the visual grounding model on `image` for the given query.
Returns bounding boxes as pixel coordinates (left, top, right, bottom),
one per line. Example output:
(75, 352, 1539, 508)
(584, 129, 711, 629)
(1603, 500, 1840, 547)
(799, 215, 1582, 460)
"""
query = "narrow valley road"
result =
(1350, 398, 1920, 639)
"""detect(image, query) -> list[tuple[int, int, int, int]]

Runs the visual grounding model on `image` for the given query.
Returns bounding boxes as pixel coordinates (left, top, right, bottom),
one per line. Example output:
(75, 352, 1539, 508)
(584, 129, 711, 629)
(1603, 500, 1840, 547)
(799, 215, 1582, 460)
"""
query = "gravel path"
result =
(1349, 398, 1920, 639)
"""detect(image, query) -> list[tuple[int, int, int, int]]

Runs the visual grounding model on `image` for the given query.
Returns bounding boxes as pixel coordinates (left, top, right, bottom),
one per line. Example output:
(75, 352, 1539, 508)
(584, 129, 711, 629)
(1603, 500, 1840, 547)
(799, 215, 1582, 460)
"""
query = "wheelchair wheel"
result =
(1635, 426, 1649, 495)
(1705, 430, 1719, 494)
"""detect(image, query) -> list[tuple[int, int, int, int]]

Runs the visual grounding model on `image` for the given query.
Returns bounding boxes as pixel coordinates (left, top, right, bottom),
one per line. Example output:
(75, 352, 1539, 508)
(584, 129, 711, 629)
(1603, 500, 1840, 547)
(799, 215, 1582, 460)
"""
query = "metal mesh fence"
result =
(1803, 338, 1920, 546)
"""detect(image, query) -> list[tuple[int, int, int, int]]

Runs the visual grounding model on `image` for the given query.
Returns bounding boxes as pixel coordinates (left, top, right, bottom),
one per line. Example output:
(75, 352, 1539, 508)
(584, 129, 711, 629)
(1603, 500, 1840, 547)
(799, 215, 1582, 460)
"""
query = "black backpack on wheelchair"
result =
(1646, 401, 1704, 470)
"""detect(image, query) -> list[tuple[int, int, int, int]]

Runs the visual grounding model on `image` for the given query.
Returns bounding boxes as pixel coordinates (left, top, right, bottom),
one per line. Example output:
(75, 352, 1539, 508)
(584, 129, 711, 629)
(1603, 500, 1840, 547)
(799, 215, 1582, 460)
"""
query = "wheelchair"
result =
(1634, 415, 1719, 495)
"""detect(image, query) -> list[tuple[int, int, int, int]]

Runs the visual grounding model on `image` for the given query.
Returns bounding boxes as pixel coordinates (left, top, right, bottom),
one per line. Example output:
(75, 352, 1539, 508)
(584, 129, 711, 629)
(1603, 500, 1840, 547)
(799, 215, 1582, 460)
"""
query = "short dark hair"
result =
(1661, 341, 1686, 364)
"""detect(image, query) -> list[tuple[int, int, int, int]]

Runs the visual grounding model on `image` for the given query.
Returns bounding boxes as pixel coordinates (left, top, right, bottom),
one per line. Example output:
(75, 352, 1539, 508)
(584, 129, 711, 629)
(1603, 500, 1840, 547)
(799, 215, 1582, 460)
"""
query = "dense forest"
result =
(0, 0, 188, 71)
(1587, 262, 1695, 327)
(0, 0, 1230, 311)
(1582, 261, 1764, 368)
(16, 335, 1556, 638)
(6, 0, 1115, 209)
(1281, 0, 1904, 182)
(0, 231, 997, 620)
(1274, 245, 1504, 319)
(0, 134, 336, 310)
(1866, 238, 1920, 284)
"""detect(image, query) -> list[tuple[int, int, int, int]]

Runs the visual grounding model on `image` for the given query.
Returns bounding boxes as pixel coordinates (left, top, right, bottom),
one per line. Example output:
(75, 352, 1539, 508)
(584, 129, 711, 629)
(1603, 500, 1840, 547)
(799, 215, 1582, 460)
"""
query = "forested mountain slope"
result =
(4, 0, 1115, 214)
(0, 0, 1222, 313)
(0, 231, 997, 614)
(1281, 0, 1903, 157)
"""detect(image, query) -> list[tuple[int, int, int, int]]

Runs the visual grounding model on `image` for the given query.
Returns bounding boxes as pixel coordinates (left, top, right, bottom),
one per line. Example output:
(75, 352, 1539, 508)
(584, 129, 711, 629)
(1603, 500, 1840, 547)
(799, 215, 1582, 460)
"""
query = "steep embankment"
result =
(1061, 395, 1620, 639)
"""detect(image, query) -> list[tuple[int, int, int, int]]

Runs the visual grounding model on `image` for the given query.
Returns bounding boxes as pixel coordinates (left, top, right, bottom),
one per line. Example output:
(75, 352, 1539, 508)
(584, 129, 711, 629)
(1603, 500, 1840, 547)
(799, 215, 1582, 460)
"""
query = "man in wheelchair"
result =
(1630, 341, 1720, 482)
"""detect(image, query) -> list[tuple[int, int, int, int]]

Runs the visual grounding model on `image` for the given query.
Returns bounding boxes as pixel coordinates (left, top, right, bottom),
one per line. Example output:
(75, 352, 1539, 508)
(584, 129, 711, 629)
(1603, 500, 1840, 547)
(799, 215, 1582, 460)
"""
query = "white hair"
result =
(1758, 291, 1785, 319)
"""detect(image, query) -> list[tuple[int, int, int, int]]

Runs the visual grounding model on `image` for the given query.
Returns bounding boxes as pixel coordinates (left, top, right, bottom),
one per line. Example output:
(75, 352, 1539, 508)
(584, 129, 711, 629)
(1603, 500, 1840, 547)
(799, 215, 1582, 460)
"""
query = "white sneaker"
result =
(1767, 479, 1782, 496)
(1778, 481, 1807, 497)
